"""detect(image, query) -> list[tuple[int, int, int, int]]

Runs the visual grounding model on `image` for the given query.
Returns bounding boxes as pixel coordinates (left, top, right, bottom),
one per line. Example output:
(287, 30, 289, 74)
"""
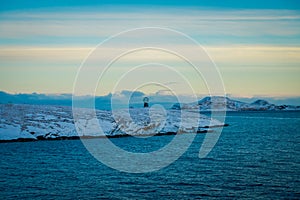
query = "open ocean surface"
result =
(0, 111, 299, 199)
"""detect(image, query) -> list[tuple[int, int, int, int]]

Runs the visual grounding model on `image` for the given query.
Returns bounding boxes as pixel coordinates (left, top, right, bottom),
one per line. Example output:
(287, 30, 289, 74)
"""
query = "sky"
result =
(0, 0, 300, 102)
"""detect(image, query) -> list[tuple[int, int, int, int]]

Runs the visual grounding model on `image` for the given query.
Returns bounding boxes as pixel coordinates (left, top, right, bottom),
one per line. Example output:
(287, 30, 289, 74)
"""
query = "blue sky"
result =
(1, 0, 300, 10)
(0, 0, 299, 103)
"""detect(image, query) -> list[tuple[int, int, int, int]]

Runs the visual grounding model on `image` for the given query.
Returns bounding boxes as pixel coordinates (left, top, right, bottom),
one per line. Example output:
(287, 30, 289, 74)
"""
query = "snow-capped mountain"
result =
(0, 104, 226, 142)
(172, 96, 300, 111)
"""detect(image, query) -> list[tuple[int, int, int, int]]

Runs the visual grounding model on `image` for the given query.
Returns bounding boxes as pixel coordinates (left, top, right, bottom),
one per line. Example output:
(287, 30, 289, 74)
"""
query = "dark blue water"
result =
(0, 111, 299, 199)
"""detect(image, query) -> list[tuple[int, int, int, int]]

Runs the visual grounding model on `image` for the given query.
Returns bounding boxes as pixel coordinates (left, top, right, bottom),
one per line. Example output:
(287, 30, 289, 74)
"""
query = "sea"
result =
(0, 111, 299, 199)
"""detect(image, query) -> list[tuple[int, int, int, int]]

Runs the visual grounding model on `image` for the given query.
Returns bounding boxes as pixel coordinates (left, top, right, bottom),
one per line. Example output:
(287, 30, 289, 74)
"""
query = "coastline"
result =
(0, 127, 224, 143)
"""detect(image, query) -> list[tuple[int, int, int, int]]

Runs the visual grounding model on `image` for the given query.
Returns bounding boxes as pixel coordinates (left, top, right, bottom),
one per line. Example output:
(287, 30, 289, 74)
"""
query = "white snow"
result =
(0, 124, 35, 140)
(0, 104, 225, 141)
(172, 96, 300, 111)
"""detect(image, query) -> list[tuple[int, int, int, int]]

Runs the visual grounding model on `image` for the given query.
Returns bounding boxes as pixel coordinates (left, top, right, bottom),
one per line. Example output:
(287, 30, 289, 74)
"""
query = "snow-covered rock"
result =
(172, 96, 300, 111)
(0, 104, 226, 142)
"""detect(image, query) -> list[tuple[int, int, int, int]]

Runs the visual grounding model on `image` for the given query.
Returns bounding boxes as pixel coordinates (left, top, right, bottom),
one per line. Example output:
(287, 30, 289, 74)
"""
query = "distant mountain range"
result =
(172, 96, 300, 111)
(0, 91, 173, 110)
(0, 91, 299, 111)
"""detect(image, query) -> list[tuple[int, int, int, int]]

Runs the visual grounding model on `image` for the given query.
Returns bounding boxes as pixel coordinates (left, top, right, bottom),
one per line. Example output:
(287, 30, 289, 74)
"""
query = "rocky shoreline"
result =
(0, 104, 228, 142)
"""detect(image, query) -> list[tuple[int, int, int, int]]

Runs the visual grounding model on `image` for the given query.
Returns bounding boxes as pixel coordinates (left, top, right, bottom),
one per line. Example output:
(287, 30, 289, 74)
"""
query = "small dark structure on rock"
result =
(143, 97, 149, 108)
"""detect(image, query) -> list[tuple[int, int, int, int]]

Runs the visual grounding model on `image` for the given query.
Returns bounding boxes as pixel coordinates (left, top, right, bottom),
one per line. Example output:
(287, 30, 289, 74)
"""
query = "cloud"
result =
(119, 90, 145, 97)
(1, 45, 299, 69)
(0, 7, 299, 97)
(0, 8, 299, 41)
